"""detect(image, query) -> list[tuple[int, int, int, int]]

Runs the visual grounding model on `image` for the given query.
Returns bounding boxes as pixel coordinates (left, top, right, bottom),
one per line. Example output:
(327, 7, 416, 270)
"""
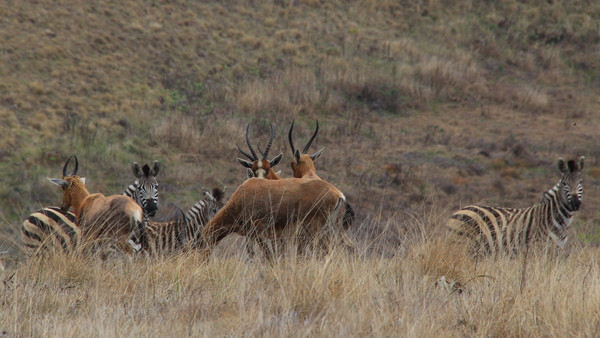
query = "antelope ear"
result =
(557, 158, 567, 174)
(80, 177, 86, 184)
(311, 147, 324, 161)
(48, 178, 69, 187)
(577, 156, 585, 172)
(275, 170, 282, 176)
(237, 158, 253, 169)
(270, 153, 283, 167)
(132, 162, 143, 178)
(246, 168, 255, 179)
(151, 160, 160, 177)
(294, 149, 301, 164)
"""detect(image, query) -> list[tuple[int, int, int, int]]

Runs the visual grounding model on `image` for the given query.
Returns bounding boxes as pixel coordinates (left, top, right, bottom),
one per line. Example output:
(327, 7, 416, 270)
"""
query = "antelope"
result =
(288, 120, 324, 179)
(48, 156, 145, 254)
(288, 119, 355, 229)
(237, 124, 283, 180)
(201, 176, 354, 258)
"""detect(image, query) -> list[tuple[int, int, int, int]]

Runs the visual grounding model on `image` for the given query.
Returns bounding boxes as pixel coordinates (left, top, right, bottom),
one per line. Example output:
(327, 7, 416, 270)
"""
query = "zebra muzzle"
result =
(570, 196, 581, 211)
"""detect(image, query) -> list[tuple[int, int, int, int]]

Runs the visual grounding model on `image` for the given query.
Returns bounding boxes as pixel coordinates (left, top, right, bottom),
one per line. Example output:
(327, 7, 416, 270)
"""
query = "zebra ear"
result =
(557, 158, 568, 174)
(151, 160, 160, 177)
(237, 158, 253, 169)
(132, 162, 144, 178)
(48, 178, 69, 187)
(311, 147, 324, 161)
(577, 156, 585, 172)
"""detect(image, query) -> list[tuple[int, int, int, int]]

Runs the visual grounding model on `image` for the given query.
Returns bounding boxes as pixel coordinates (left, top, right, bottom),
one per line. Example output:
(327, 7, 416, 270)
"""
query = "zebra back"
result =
(447, 156, 584, 256)
(22, 206, 81, 255)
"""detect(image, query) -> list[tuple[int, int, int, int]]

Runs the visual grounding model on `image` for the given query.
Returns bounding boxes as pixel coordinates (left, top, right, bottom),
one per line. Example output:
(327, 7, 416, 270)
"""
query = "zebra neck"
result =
(538, 182, 573, 247)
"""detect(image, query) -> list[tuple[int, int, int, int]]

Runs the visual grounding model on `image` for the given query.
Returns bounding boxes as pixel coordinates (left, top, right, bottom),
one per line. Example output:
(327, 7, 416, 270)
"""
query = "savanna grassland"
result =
(1, 0, 600, 337)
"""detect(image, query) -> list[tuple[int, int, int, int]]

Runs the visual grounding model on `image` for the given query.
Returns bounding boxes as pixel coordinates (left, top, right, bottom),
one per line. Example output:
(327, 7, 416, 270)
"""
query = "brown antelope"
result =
(48, 156, 146, 254)
(288, 120, 324, 179)
(237, 124, 283, 180)
(201, 176, 354, 258)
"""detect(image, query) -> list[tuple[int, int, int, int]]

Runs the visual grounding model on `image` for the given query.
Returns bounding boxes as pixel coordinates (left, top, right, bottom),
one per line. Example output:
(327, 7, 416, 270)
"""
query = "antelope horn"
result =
(302, 120, 319, 154)
(63, 155, 79, 177)
(288, 120, 296, 155)
(237, 145, 255, 161)
(260, 123, 275, 159)
(63, 156, 72, 177)
(244, 124, 258, 160)
(73, 156, 79, 176)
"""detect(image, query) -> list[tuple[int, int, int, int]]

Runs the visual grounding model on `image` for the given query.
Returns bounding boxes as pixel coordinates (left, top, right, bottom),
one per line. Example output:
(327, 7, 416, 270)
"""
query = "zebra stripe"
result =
(21, 207, 81, 255)
(140, 187, 225, 254)
(447, 157, 584, 256)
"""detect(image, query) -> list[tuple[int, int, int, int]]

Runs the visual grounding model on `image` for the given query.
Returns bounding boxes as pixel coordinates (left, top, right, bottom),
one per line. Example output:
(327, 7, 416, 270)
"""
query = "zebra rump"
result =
(21, 206, 81, 255)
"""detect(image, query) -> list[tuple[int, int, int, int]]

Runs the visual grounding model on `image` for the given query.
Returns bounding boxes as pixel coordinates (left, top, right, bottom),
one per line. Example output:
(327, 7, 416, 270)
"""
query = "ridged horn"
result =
(244, 124, 258, 160)
(302, 120, 319, 154)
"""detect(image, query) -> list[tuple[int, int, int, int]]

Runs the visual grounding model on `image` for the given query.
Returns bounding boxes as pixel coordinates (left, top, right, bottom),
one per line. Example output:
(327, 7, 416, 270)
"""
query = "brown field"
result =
(1, 0, 600, 336)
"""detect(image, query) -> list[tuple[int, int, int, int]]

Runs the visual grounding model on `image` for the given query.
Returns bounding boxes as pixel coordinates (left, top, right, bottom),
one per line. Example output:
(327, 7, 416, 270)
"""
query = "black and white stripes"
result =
(141, 187, 226, 255)
(447, 157, 584, 256)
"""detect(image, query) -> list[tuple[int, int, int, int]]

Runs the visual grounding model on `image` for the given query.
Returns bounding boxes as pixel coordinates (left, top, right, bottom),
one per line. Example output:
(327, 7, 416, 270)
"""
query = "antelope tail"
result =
(129, 209, 145, 252)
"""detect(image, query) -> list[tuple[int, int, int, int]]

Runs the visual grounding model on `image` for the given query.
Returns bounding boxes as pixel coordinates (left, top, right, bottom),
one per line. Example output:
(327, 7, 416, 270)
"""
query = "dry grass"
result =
(2, 221, 600, 338)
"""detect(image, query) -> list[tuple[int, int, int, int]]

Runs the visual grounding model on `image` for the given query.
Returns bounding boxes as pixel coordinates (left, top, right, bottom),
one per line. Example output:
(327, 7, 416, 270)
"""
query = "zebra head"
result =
(557, 156, 584, 212)
(202, 186, 226, 220)
(132, 161, 160, 218)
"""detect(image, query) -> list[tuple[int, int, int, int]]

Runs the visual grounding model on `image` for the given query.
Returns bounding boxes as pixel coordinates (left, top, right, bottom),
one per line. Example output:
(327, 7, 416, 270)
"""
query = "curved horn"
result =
(302, 120, 319, 154)
(73, 156, 79, 176)
(261, 123, 275, 160)
(244, 125, 258, 160)
(63, 155, 79, 176)
(63, 156, 73, 177)
(237, 145, 255, 162)
(288, 120, 296, 155)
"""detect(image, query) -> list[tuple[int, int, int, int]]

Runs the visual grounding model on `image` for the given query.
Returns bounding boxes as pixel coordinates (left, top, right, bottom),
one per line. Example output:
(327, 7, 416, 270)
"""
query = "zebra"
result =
(21, 161, 160, 256)
(141, 187, 226, 255)
(21, 206, 81, 255)
(447, 156, 584, 256)
(123, 161, 160, 225)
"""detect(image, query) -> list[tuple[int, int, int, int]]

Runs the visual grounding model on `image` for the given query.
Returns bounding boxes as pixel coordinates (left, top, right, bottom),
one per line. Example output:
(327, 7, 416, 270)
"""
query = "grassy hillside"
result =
(0, 0, 600, 335)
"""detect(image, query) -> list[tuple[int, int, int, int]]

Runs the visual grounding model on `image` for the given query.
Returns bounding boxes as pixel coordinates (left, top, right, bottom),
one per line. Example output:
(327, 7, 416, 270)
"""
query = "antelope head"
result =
(237, 123, 283, 179)
(288, 120, 324, 179)
(47, 155, 89, 214)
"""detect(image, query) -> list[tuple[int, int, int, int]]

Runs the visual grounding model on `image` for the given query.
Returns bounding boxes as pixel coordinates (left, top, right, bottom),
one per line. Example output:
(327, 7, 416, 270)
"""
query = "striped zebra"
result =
(21, 161, 160, 256)
(123, 161, 160, 225)
(141, 187, 226, 255)
(21, 206, 81, 255)
(447, 156, 584, 256)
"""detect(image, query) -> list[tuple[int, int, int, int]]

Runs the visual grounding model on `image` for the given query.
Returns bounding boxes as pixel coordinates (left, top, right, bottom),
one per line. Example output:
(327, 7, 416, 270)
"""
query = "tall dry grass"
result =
(2, 206, 600, 338)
